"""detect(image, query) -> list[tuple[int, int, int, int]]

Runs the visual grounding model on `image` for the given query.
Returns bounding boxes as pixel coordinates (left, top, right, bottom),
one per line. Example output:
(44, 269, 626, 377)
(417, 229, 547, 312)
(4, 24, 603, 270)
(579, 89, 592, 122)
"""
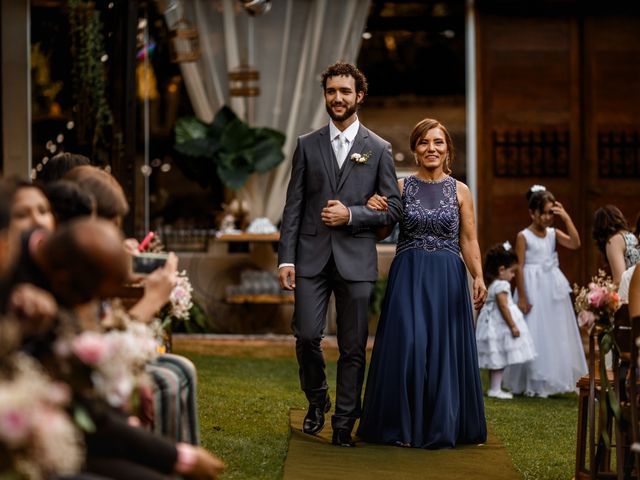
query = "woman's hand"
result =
(510, 325, 521, 338)
(367, 194, 388, 211)
(128, 252, 178, 323)
(472, 276, 487, 310)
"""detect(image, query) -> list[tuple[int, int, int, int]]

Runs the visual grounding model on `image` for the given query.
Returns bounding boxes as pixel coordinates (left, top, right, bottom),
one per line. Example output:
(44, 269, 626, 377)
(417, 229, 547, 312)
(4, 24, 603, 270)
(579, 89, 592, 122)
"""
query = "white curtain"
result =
(164, 0, 371, 223)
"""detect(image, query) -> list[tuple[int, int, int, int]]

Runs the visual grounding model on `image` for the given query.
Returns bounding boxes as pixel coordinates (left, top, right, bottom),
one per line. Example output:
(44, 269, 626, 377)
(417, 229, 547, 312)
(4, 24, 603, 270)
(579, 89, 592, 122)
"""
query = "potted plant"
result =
(174, 105, 286, 191)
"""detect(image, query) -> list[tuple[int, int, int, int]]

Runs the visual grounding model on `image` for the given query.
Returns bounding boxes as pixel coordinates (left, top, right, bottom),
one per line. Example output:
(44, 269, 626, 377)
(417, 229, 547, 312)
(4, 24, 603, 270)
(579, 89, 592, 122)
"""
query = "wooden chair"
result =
(628, 314, 640, 479)
(575, 305, 632, 480)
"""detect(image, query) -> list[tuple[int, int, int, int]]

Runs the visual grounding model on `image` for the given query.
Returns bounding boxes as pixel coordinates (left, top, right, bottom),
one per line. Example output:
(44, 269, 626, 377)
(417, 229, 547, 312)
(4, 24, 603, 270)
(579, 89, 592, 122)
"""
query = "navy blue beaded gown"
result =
(357, 175, 487, 449)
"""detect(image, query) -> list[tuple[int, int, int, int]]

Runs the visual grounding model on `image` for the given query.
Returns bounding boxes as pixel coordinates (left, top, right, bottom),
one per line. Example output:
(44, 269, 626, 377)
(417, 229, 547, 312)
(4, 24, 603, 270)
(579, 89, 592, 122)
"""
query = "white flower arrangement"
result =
(0, 353, 84, 478)
(54, 324, 158, 408)
(351, 151, 372, 164)
(168, 271, 194, 321)
(530, 184, 546, 193)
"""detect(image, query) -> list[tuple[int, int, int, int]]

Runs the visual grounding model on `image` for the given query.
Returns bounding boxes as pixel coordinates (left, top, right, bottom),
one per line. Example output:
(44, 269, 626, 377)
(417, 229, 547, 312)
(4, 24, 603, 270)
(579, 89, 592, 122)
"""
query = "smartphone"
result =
(132, 252, 169, 274)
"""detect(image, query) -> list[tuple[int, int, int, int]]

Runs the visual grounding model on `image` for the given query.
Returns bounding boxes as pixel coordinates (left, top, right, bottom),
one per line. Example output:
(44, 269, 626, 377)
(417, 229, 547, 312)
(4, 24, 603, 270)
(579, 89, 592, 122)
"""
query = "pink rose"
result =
(588, 286, 608, 309)
(0, 408, 31, 446)
(72, 332, 108, 365)
(578, 310, 596, 330)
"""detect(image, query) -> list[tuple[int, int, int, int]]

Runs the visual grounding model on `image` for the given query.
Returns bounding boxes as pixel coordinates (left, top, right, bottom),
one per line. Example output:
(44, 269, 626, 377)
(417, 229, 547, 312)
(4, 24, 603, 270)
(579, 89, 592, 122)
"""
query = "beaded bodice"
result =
(396, 175, 460, 256)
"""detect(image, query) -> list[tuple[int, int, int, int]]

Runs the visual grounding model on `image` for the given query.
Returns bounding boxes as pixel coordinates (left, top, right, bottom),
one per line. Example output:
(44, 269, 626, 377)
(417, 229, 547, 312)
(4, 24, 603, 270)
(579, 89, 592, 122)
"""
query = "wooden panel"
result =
(477, 14, 582, 284)
(582, 15, 640, 281)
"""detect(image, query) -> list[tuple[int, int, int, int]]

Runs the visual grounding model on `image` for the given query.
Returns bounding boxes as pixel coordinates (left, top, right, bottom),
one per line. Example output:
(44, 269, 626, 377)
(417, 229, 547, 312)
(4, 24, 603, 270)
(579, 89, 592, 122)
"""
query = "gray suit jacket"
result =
(278, 124, 401, 282)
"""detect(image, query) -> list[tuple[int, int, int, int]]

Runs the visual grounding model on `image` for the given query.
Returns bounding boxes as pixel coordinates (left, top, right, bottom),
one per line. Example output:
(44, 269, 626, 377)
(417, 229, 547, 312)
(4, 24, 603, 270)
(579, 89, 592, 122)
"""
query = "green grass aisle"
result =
(483, 388, 578, 479)
(177, 341, 578, 480)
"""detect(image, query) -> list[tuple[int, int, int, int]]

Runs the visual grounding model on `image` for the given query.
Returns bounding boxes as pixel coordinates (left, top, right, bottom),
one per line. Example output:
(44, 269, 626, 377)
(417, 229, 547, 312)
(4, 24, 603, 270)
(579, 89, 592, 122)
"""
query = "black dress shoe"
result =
(302, 395, 331, 435)
(332, 428, 355, 447)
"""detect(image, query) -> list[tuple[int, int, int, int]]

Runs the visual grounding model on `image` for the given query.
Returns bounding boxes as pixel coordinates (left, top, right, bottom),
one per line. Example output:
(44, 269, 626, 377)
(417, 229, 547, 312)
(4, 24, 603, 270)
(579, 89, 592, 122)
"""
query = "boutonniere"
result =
(351, 151, 372, 164)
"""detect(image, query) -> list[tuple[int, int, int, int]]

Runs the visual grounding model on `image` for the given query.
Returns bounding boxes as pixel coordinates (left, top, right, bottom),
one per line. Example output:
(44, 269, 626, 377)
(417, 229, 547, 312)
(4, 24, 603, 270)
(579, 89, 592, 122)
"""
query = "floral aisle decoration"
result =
(0, 353, 84, 479)
(54, 322, 158, 411)
(573, 269, 622, 446)
(154, 270, 196, 352)
(143, 233, 207, 342)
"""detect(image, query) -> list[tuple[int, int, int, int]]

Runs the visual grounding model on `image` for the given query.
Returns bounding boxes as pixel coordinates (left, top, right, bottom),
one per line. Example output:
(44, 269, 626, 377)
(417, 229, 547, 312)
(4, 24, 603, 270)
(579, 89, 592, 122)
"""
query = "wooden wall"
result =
(476, 10, 640, 285)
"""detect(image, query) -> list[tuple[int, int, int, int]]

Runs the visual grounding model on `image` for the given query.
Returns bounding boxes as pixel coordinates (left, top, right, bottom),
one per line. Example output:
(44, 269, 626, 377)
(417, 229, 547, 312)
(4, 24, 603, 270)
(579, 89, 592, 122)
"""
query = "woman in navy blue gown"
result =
(357, 118, 487, 449)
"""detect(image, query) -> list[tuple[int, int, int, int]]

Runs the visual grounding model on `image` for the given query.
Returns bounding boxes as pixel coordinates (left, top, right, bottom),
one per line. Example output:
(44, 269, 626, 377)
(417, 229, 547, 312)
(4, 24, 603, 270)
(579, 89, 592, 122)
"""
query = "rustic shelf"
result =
(226, 294, 294, 304)
(216, 232, 280, 242)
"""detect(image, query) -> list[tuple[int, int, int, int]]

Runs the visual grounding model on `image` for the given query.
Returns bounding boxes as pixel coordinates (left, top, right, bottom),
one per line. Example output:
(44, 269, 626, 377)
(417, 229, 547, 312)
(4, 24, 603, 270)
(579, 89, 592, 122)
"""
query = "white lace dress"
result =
(503, 227, 587, 396)
(476, 280, 536, 370)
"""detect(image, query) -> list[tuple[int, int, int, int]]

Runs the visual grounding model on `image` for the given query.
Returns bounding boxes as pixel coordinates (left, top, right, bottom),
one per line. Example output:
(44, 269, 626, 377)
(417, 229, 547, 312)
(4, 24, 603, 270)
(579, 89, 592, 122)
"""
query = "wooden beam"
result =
(1, 0, 31, 178)
(110, 0, 139, 236)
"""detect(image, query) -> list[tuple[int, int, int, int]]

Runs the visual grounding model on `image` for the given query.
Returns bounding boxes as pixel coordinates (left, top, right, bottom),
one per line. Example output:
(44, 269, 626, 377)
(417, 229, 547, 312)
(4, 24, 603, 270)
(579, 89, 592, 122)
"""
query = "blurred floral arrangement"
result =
(573, 269, 622, 447)
(574, 269, 621, 333)
(167, 271, 194, 322)
(143, 233, 208, 336)
(0, 353, 84, 479)
(53, 323, 158, 410)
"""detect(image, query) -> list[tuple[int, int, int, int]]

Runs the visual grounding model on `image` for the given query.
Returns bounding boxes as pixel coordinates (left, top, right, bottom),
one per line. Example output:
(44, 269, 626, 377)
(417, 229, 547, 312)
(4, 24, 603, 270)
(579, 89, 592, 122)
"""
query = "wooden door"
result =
(477, 14, 583, 283)
(477, 11, 640, 285)
(582, 15, 640, 279)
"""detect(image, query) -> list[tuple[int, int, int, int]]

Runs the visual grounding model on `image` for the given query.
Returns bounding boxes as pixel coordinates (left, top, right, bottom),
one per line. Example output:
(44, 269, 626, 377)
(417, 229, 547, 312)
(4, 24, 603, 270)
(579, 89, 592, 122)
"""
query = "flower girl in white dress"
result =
(503, 185, 587, 397)
(476, 242, 536, 399)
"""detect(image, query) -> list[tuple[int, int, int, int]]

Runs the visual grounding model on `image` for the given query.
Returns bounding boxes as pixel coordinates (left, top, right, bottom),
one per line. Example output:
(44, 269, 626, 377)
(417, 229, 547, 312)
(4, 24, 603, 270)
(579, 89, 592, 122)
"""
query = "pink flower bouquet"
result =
(573, 270, 620, 332)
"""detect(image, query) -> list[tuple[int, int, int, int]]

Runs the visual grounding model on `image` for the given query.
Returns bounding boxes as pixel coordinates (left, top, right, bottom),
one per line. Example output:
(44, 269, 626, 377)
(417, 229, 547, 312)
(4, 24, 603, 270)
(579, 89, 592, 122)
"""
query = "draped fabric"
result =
(164, 0, 371, 222)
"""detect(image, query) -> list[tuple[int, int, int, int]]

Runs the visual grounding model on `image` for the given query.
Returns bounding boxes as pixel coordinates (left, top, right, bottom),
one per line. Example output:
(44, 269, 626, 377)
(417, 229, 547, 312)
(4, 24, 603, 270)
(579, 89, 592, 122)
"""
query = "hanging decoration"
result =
(168, 18, 201, 63)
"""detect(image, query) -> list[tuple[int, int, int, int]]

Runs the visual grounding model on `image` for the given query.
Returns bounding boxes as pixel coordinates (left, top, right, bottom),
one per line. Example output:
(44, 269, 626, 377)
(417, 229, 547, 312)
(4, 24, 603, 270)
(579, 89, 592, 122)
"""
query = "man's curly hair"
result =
(320, 62, 368, 97)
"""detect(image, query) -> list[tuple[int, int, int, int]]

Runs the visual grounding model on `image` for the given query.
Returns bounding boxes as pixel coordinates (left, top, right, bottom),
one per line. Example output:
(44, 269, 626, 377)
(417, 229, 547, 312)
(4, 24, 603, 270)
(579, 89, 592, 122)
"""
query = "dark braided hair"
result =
(483, 243, 518, 285)
(526, 186, 556, 213)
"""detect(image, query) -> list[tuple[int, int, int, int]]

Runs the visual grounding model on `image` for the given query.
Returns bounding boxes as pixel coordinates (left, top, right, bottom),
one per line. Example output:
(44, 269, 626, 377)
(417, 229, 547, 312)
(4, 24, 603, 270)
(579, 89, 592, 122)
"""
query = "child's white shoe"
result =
(487, 389, 513, 399)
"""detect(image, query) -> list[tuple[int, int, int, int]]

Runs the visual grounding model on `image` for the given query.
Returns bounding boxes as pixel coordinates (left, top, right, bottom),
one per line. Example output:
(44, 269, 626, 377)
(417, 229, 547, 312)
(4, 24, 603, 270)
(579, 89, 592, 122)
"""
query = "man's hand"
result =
(279, 266, 296, 290)
(321, 200, 349, 227)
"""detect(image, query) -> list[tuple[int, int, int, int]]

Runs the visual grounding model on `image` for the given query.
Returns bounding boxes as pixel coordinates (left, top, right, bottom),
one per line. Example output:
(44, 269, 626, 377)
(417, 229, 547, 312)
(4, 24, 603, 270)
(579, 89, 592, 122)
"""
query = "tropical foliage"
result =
(174, 106, 286, 191)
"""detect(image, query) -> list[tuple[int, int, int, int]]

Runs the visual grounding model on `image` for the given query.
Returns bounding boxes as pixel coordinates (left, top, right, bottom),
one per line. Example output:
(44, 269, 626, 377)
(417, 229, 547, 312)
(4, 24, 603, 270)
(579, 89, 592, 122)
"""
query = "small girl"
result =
(503, 185, 587, 397)
(476, 242, 536, 399)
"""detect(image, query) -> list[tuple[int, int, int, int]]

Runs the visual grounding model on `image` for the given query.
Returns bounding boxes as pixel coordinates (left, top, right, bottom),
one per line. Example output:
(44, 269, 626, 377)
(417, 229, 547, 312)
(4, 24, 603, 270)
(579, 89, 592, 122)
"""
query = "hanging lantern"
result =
(228, 64, 260, 97)
(169, 19, 200, 63)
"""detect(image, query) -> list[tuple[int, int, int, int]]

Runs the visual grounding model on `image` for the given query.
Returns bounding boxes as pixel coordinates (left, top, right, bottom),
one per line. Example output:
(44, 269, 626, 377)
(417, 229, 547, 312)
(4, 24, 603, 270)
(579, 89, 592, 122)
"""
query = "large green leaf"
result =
(252, 136, 285, 173)
(217, 154, 253, 191)
(175, 116, 209, 144)
(173, 106, 287, 191)
(219, 118, 255, 154)
(210, 105, 238, 138)
(174, 137, 218, 159)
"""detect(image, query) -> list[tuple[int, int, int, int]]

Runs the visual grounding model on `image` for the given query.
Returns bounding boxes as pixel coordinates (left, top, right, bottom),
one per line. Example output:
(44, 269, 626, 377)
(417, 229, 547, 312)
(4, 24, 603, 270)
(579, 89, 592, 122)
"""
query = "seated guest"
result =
(37, 151, 91, 184)
(64, 165, 128, 228)
(2, 217, 225, 479)
(6, 177, 55, 234)
(44, 179, 96, 225)
(64, 165, 201, 444)
(592, 205, 640, 284)
(629, 266, 640, 320)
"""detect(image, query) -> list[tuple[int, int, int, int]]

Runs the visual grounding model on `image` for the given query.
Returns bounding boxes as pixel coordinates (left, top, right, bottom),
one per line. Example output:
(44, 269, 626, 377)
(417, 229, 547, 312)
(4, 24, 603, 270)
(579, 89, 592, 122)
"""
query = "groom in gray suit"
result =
(278, 62, 401, 447)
